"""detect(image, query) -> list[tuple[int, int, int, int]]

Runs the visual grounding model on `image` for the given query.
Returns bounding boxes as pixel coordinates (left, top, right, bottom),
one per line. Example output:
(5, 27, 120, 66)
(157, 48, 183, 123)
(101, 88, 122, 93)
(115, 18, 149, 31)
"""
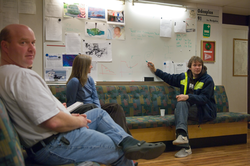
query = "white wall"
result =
(0, 1, 230, 87)
(222, 25, 248, 113)
(19, 0, 43, 77)
(196, 4, 223, 85)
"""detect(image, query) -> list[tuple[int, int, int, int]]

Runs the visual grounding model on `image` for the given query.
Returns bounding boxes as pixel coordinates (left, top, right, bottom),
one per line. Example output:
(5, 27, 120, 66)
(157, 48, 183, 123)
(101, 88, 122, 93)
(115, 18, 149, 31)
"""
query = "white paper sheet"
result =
(174, 63, 187, 74)
(44, 0, 62, 18)
(45, 54, 63, 68)
(174, 21, 186, 33)
(65, 33, 81, 54)
(45, 17, 62, 41)
(0, 11, 19, 28)
(18, 0, 36, 14)
(160, 18, 172, 38)
(163, 61, 175, 74)
(1, 0, 18, 13)
(82, 40, 112, 62)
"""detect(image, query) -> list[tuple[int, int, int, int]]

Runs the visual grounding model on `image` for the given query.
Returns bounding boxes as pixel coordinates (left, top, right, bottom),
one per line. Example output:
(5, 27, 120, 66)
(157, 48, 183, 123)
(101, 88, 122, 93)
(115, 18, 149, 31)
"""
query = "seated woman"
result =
(66, 54, 131, 135)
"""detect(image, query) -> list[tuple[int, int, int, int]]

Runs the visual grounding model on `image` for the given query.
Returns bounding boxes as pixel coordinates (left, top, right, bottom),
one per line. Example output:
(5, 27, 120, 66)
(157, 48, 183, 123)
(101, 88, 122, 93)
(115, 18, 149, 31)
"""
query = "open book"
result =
(66, 102, 84, 113)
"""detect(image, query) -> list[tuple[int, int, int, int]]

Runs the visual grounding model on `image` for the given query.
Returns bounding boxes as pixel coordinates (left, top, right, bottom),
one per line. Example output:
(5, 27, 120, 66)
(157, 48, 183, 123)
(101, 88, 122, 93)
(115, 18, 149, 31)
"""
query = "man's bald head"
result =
(0, 24, 36, 67)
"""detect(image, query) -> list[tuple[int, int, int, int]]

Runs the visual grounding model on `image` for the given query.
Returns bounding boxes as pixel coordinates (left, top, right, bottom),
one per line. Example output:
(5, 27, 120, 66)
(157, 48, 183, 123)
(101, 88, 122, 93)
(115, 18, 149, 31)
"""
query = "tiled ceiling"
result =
(147, 0, 250, 16)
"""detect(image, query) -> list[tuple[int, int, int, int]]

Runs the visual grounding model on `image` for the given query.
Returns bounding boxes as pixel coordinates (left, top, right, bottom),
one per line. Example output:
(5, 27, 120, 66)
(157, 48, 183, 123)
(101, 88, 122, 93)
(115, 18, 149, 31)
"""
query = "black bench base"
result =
(162, 134, 247, 152)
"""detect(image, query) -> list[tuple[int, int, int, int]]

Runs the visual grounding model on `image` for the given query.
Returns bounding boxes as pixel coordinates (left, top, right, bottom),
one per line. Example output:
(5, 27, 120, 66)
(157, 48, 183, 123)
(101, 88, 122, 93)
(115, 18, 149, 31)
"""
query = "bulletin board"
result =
(43, 0, 197, 82)
(233, 38, 248, 76)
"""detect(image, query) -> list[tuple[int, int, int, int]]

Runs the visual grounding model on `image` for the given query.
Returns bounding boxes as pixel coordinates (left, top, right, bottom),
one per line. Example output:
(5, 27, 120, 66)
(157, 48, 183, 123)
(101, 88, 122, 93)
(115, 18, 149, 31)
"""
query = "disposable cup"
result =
(160, 109, 165, 116)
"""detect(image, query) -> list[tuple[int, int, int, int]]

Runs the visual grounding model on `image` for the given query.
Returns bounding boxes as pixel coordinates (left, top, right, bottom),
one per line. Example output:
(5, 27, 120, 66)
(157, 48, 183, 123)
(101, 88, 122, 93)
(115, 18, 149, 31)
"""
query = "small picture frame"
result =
(201, 40, 215, 62)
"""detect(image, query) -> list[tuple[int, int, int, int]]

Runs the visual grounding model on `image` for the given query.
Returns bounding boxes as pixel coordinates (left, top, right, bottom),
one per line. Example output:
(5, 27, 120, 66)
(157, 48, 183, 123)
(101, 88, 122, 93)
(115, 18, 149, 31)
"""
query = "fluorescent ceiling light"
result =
(133, 0, 185, 8)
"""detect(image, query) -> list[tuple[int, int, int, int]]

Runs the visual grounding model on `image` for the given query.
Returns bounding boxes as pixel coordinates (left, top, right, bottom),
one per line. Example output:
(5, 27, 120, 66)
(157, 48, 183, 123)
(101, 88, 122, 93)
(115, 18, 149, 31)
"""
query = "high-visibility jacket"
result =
(155, 69, 217, 123)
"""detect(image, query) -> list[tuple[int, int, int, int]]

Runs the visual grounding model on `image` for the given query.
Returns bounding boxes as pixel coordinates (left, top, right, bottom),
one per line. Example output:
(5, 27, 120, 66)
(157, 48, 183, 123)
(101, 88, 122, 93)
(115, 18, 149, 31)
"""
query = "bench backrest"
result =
(48, 84, 229, 116)
(0, 98, 25, 166)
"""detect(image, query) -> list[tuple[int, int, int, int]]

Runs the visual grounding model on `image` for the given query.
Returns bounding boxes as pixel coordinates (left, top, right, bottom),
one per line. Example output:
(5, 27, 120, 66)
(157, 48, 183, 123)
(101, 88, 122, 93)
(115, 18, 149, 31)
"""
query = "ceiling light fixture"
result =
(132, 0, 185, 8)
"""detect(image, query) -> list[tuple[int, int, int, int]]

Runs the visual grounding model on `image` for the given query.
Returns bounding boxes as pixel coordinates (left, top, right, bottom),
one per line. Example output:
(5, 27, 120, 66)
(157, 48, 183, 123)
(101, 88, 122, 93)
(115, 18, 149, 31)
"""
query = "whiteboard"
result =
(44, 2, 197, 82)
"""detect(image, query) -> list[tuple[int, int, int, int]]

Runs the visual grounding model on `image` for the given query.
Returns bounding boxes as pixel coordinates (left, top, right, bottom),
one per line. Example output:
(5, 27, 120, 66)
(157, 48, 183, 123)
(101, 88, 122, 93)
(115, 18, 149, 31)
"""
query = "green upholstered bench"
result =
(48, 83, 250, 150)
(0, 98, 100, 166)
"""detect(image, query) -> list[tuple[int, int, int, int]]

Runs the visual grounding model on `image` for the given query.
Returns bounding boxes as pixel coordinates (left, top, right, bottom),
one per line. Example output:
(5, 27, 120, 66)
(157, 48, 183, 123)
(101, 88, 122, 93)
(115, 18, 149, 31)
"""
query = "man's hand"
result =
(78, 114, 91, 129)
(71, 113, 91, 129)
(147, 61, 156, 73)
(62, 103, 67, 108)
(176, 94, 189, 101)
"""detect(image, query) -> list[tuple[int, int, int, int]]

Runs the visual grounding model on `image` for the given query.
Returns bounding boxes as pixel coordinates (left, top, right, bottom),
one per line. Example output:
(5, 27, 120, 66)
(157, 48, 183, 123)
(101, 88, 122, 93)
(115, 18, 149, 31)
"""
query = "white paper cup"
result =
(160, 109, 165, 116)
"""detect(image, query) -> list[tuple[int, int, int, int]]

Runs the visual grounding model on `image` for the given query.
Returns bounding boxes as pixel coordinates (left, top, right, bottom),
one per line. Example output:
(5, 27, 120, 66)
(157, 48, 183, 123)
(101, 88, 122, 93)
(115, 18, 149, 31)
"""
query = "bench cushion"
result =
(126, 112, 250, 129)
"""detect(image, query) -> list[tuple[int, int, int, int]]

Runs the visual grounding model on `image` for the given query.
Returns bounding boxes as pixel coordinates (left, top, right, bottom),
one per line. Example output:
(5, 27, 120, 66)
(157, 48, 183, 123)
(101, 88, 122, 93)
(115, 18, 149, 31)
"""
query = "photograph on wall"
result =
(85, 21, 106, 38)
(88, 6, 105, 20)
(107, 9, 125, 24)
(82, 40, 112, 62)
(63, 2, 86, 18)
(45, 68, 67, 81)
(201, 40, 215, 62)
(62, 54, 78, 67)
(107, 24, 125, 40)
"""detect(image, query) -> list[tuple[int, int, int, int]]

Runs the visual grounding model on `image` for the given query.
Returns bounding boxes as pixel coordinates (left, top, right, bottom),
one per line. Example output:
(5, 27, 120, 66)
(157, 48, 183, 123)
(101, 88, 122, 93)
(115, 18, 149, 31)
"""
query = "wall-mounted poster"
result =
(63, 2, 86, 19)
(107, 25, 125, 40)
(45, 68, 67, 81)
(62, 54, 78, 67)
(85, 22, 106, 38)
(88, 6, 105, 20)
(233, 38, 248, 76)
(82, 40, 112, 62)
(107, 9, 125, 25)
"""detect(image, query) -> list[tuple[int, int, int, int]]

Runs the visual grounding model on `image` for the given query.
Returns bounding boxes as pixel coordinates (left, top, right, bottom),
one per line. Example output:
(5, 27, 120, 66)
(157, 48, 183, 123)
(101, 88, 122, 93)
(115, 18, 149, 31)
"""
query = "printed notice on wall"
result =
(197, 8, 219, 23)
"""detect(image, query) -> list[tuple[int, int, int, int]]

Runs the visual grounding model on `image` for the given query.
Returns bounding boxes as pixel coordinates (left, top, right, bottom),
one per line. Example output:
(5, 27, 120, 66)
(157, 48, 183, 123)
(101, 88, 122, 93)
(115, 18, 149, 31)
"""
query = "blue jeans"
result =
(32, 108, 134, 166)
(175, 101, 199, 136)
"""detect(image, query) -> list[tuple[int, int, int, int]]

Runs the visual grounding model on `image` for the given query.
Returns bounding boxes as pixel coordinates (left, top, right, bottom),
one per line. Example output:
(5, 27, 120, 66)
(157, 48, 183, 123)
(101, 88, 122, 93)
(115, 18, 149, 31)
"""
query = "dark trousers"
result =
(71, 103, 131, 135)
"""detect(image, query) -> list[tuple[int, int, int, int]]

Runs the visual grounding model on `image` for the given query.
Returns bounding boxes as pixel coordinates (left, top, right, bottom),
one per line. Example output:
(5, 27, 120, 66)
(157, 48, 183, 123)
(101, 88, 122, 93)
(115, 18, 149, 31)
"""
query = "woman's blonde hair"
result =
(66, 54, 92, 86)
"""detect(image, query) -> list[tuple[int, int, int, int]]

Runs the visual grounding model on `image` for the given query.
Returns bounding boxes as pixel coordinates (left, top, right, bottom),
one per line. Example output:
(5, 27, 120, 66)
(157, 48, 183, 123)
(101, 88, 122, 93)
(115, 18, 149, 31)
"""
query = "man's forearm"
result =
(40, 111, 87, 132)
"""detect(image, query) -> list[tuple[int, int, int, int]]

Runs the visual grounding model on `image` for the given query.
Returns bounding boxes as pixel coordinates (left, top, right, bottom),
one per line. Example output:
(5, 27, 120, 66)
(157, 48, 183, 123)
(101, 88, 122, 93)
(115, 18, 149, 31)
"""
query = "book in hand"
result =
(66, 102, 84, 113)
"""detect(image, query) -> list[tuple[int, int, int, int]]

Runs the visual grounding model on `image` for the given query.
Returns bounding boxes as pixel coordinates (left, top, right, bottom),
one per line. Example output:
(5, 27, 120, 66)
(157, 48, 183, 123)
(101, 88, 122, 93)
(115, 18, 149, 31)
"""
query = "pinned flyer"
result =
(174, 21, 186, 33)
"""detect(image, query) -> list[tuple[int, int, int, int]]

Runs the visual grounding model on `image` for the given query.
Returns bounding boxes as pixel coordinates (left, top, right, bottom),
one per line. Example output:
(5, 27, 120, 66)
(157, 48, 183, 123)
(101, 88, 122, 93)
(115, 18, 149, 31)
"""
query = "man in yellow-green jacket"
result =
(147, 56, 216, 158)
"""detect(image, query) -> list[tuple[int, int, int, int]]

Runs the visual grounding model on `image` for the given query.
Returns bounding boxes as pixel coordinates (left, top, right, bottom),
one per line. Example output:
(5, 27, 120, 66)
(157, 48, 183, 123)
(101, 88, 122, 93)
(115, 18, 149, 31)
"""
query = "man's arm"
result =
(40, 111, 91, 132)
(187, 78, 215, 105)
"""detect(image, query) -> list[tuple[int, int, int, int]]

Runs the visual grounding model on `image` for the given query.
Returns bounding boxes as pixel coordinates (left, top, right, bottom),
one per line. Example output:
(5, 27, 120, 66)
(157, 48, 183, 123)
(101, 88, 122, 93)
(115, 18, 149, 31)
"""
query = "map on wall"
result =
(233, 38, 248, 76)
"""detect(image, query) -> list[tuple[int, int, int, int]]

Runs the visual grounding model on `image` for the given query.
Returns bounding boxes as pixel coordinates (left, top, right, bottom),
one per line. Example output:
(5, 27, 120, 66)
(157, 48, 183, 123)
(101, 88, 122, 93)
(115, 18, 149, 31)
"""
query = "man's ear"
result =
(1, 40, 9, 50)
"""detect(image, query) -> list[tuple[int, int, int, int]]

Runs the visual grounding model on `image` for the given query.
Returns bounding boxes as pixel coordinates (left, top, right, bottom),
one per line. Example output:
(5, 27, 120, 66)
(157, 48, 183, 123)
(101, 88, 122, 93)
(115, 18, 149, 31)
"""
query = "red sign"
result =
(201, 41, 215, 62)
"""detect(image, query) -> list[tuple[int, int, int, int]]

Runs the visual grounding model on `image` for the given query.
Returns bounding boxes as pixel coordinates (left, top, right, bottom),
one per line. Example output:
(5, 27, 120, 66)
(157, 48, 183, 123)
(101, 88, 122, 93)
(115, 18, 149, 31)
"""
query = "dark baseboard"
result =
(161, 134, 247, 152)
